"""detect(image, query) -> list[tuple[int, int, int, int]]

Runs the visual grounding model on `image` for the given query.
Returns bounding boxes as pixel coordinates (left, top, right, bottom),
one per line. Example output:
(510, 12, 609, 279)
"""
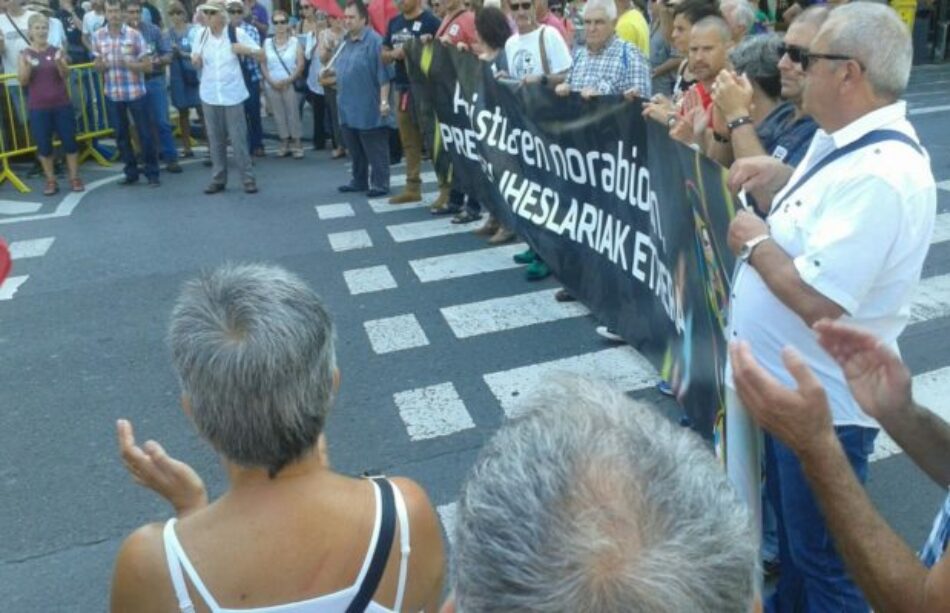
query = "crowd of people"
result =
(1, 0, 947, 609)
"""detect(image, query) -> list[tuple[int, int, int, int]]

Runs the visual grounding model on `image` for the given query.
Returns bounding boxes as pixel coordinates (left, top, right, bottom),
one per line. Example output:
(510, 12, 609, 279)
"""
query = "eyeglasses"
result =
(510, 1, 532, 10)
(776, 43, 807, 65)
(801, 51, 862, 72)
(227, 8, 243, 13)
(273, 18, 287, 23)
(201, 8, 220, 15)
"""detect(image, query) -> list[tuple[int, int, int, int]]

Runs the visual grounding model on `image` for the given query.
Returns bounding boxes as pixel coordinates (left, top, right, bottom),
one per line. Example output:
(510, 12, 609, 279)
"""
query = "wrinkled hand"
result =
(712, 69, 753, 121)
(642, 93, 674, 124)
(727, 155, 793, 205)
(730, 341, 836, 456)
(116, 419, 208, 517)
(623, 87, 640, 101)
(555, 82, 570, 96)
(669, 114, 696, 145)
(580, 86, 598, 100)
(813, 319, 913, 422)
(727, 209, 769, 254)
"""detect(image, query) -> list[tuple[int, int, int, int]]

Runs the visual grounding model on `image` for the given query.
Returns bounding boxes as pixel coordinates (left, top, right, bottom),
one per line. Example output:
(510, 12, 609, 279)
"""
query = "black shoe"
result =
(166, 161, 183, 173)
(148, 178, 161, 188)
(366, 188, 389, 198)
(118, 176, 139, 185)
(338, 183, 367, 193)
(204, 183, 225, 194)
(244, 182, 258, 194)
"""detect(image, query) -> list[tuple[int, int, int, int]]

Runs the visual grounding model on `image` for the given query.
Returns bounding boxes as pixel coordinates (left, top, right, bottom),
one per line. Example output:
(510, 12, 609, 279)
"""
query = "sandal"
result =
(43, 178, 59, 196)
(292, 148, 304, 159)
(451, 210, 482, 224)
(331, 148, 347, 159)
(70, 177, 85, 192)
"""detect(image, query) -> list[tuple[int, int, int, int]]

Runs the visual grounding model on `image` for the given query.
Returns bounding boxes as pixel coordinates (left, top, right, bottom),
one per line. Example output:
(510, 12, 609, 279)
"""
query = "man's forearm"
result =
(729, 123, 767, 160)
(799, 433, 930, 613)
(879, 402, 950, 487)
(749, 241, 844, 326)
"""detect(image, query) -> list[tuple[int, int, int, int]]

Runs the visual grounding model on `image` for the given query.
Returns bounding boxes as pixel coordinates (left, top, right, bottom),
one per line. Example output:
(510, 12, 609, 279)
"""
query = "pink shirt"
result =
(436, 9, 477, 47)
(538, 12, 567, 43)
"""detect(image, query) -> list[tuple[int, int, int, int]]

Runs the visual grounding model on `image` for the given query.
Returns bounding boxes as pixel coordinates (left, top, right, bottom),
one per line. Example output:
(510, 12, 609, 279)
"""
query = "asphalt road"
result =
(1, 63, 949, 610)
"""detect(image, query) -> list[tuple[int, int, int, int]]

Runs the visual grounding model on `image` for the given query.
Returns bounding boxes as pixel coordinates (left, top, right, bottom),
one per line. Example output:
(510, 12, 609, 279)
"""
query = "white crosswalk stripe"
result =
(343, 265, 397, 295)
(394, 382, 476, 441)
(364, 314, 430, 354)
(9, 237, 54, 260)
(387, 218, 476, 243)
(0, 275, 29, 300)
(368, 191, 438, 213)
(441, 288, 590, 339)
(315, 203, 355, 220)
(410, 243, 527, 283)
(328, 229, 373, 252)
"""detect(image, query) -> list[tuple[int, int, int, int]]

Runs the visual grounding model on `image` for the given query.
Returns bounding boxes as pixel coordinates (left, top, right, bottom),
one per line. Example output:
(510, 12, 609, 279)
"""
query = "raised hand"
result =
(813, 319, 913, 421)
(116, 419, 208, 517)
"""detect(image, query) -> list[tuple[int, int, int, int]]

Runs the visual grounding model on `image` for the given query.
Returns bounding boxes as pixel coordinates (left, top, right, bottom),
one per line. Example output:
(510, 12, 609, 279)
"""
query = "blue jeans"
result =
(107, 96, 159, 181)
(765, 426, 878, 613)
(145, 77, 178, 162)
(243, 78, 263, 152)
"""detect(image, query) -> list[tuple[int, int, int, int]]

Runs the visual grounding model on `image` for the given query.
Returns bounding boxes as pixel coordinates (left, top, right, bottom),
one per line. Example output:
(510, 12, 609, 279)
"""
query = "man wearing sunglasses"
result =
(726, 4, 937, 611)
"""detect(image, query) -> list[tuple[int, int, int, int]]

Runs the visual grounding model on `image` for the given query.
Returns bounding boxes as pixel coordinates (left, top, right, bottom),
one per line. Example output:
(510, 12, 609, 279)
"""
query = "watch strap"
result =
(727, 116, 754, 132)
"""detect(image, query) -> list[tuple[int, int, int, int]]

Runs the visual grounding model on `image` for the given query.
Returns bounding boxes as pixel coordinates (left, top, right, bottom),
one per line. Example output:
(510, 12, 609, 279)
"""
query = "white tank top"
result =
(265, 36, 300, 82)
(162, 479, 412, 612)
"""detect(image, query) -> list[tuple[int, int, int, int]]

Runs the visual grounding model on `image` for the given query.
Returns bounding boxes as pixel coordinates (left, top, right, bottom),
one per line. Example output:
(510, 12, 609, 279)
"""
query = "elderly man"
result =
(125, 0, 181, 173)
(444, 377, 758, 612)
(709, 7, 826, 168)
(719, 0, 755, 44)
(726, 4, 937, 610)
(555, 0, 651, 99)
(192, 0, 262, 194)
(381, 0, 440, 205)
(92, 0, 159, 186)
(732, 321, 950, 612)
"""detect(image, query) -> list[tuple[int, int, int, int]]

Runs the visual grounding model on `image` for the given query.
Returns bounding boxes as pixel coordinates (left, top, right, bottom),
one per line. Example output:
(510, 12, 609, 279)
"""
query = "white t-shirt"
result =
(1, 11, 36, 72)
(82, 9, 104, 39)
(47, 16, 67, 50)
(726, 101, 936, 428)
(504, 24, 571, 80)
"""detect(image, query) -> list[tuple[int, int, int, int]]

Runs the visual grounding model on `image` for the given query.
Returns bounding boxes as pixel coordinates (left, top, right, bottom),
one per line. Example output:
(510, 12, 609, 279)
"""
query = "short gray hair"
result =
(169, 263, 337, 477)
(452, 376, 757, 612)
(791, 4, 830, 29)
(584, 0, 617, 20)
(820, 2, 911, 98)
(730, 33, 782, 99)
(720, 0, 755, 36)
(692, 14, 732, 43)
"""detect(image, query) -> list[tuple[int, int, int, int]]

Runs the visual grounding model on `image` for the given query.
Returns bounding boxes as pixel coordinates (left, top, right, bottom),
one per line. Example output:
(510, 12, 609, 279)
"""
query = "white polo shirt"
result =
(191, 25, 260, 106)
(727, 101, 936, 428)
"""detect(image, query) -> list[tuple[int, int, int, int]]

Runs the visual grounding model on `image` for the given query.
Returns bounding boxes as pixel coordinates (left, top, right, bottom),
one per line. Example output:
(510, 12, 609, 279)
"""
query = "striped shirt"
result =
(920, 490, 950, 568)
(566, 35, 651, 98)
(92, 24, 147, 101)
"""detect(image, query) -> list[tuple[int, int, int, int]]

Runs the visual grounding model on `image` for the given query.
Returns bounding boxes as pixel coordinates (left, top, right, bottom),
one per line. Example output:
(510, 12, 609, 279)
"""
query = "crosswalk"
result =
(0, 237, 55, 300)
(313, 164, 950, 540)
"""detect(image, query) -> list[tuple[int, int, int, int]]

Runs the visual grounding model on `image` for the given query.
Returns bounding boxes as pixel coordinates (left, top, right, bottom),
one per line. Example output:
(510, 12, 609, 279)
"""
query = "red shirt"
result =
(436, 9, 477, 47)
(24, 46, 71, 110)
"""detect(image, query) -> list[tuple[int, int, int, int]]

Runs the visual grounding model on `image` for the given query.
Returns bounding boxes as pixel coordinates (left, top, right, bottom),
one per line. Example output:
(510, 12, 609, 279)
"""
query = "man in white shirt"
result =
(504, 0, 572, 83)
(725, 4, 936, 610)
(81, 0, 104, 53)
(191, 0, 262, 194)
(1, 0, 37, 124)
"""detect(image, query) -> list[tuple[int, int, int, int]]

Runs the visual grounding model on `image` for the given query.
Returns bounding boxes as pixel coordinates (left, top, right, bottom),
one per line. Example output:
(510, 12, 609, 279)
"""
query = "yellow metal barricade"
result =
(0, 62, 114, 194)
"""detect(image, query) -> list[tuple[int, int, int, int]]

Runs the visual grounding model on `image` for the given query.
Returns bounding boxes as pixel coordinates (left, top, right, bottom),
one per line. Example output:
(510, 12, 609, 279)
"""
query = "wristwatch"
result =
(540, 74, 549, 86)
(739, 234, 770, 262)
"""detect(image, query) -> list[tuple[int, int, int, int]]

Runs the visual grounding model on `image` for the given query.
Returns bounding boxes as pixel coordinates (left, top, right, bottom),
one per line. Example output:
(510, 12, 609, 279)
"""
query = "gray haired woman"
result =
(110, 264, 445, 612)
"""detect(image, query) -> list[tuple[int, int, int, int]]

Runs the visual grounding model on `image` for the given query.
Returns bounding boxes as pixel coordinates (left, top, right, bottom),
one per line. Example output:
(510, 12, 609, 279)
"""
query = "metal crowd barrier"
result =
(0, 62, 114, 193)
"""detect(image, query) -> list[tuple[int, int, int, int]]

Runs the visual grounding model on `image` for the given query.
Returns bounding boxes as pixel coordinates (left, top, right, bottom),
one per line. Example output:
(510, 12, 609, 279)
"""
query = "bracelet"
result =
(713, 131, 730, 144)
(727, 116, 753, 132)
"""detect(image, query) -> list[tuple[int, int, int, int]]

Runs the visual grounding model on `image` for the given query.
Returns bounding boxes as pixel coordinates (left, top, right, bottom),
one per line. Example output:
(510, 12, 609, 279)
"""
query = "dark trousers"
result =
(340, 125, 389, 191)
(304, 91, 331, 149)
(107, 96, 158, 181)
(243, 78, 264, 152)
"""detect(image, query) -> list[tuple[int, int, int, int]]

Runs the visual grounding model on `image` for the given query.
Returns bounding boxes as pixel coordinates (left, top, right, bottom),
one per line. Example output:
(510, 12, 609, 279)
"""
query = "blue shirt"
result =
(756, 101, 819, 168)
(336, 27, 394, 130)
(136, 20, 170, 80)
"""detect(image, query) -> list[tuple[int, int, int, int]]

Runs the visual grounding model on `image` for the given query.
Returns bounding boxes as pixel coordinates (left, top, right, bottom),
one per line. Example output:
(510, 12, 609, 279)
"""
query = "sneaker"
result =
(244, 181, 259, 194)
(524, 260, 550, 281)
(338, 183, 367, 193)
(513, 248, 536, 264)
(204, 182, 225, 194)
(595, 326, 624, 342)
(166, 161, 183, 173)
(657, 380, 675, 397)
(366, 187, 389, 198)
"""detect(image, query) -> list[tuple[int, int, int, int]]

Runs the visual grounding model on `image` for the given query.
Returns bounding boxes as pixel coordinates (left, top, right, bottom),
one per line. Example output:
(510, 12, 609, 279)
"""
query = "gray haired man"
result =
(444, 377, 758, 612)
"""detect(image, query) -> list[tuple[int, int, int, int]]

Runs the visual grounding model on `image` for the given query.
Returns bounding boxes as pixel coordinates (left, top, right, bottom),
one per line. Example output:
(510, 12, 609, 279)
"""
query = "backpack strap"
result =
(346, 478, 397, 613)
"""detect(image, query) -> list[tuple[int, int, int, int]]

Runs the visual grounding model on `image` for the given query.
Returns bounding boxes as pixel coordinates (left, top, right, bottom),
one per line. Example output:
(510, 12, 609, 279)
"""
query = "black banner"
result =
(409, 43, 739, 437)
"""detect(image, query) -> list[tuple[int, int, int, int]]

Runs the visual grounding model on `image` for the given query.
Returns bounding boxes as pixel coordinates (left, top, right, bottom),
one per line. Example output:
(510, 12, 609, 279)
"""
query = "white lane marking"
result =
(871, 365, 950, 462)
(364, 314, 430, 354)
(9, 237, 54, 260)
(343, 265, 397, 295)
(442, 288, 589, 339)
(387, 218, 476, 243)
(315, 203, 355, 220)
(368, 191, 438, 214)
(0, 275, 29, 300)
(411, 243, 527, 283)
(909, 104, 950, 116)
(437, 502, 458, 546)
(394, 382, 476, 441)
(0, 200, 42, 215)
(910, 272, 950, 324)
(328, 229, 373, 252)
(484, 347, 658, 418)
(933, 211, 950, 245)
(391, 171, 437, 187)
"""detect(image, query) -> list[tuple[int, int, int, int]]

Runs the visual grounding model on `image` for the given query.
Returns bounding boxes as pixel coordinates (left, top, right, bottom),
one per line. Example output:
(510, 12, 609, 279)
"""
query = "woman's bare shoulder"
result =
(111, 522, 177, 613)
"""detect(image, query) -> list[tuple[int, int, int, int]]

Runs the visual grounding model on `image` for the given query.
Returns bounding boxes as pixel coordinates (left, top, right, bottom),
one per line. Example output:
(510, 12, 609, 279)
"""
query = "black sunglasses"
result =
(777, 42, 807, 65)
(511, 1, 532, 9)
(801, 51, 862, 71)
(201, 8, 220, 15)
(273, 18, 287, 23)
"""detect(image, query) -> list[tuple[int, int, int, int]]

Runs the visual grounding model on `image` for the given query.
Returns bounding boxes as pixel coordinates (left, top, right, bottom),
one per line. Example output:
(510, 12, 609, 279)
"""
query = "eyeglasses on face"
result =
(201, 8, 220, 15)
(227, 7, 242, 13)
(510, 1, 532, 10)
(777, 42, 807, 65)
(273, 18, 288, 23)
(801, 51, 862, 72)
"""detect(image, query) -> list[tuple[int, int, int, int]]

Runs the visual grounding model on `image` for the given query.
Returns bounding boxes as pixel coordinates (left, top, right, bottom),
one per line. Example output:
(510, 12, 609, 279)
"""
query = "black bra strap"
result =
(346, 478, 396, 613)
